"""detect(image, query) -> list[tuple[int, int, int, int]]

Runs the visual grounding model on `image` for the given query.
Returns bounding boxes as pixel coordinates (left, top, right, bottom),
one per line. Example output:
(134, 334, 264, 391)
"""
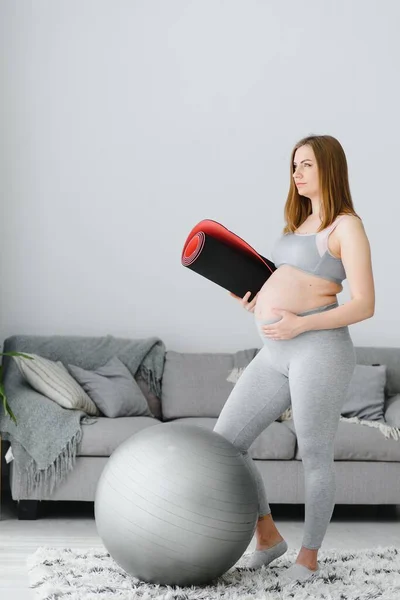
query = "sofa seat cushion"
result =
(170, 417, 297, 460)
(281, 419, 400, 462)
(78, 416, 161, 457)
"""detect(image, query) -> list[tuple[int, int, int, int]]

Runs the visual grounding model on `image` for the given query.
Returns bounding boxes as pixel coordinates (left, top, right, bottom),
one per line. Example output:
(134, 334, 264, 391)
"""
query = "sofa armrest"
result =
(384, 394, 400, 427)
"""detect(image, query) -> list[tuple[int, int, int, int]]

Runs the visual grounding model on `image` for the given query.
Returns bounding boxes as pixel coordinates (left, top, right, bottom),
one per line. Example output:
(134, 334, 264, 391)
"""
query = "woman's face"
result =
(292, 145, 319, 198)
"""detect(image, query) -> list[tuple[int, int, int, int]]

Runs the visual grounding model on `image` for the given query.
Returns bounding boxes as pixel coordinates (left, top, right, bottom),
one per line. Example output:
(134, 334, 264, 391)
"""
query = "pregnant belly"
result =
(254, 265, 342, 320)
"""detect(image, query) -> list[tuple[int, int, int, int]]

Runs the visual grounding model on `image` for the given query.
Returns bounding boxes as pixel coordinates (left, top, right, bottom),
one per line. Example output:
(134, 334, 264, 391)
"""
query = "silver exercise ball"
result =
(95, 423, 258, 586)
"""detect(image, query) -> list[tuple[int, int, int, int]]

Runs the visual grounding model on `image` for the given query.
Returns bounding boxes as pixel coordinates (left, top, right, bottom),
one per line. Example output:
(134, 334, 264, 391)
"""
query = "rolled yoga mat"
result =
(181, 219, 276, 302)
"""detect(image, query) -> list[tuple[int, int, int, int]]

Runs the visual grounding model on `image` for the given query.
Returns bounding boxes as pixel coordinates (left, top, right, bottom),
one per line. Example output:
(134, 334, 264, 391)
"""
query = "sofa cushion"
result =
(161, 351, 241, 420)
(78, 416, 161, 456)
(282, 419, 400, 461)
(355, 347, 400, 397)
(169, 417, 297, 460)
(67, 356, 153, 418)
(340, 364, 387, 422)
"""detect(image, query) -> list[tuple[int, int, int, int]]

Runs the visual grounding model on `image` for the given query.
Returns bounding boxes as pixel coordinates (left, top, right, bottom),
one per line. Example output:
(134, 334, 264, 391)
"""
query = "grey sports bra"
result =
(271, 215, 347, 284)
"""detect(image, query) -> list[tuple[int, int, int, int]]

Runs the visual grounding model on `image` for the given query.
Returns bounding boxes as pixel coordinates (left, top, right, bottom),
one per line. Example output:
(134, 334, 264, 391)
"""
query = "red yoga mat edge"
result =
(181, 219, 274, 273)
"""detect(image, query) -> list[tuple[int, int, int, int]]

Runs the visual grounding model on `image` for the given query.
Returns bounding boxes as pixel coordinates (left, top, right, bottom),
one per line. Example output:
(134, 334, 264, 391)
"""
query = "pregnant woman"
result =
(214, 134, 375, 584)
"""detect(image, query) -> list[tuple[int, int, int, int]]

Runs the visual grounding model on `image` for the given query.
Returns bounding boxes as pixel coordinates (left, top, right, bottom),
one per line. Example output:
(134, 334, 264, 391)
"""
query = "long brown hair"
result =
(283, 134, 360, 234)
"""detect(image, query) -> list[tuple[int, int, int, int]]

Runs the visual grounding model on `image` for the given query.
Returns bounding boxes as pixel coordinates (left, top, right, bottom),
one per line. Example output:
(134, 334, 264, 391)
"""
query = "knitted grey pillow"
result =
(67, 356, 153, 418)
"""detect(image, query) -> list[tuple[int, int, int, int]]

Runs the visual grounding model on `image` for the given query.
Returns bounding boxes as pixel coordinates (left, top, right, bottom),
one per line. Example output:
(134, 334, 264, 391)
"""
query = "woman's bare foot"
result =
(256, 535, 285, 551)
(295, 546, 319, 570)
(255, 514, 285, 550)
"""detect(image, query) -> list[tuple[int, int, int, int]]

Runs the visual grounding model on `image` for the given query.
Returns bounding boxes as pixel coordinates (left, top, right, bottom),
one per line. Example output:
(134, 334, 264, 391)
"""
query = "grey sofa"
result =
(2, 335, 400, 519)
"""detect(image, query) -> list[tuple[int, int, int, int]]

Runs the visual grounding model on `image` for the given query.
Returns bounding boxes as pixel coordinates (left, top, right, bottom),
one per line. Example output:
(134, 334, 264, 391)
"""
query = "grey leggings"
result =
(213, 301, 356, 550)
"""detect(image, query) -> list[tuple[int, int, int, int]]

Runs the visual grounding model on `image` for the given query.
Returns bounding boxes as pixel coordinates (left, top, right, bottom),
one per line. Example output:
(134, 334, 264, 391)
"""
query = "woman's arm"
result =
(298, 216, 375, 332)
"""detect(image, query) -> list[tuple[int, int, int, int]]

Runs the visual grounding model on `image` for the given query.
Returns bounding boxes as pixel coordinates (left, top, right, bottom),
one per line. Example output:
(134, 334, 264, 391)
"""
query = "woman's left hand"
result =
(262, 309, 304, 340)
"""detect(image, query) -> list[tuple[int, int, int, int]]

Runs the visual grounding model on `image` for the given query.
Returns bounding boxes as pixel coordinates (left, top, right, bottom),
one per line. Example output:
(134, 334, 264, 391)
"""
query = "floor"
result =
(1, 492, 399, 600)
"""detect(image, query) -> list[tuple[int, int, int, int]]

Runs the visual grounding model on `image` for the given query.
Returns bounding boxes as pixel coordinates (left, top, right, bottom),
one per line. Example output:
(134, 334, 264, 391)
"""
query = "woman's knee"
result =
(213, 421, 230, 441)
(213, 422, 247, 452)
(300, 440, 335, 468)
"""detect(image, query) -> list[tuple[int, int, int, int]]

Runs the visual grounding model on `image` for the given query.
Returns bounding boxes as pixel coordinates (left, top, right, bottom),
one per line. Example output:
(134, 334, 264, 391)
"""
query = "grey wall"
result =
(0, 1, 398, 353)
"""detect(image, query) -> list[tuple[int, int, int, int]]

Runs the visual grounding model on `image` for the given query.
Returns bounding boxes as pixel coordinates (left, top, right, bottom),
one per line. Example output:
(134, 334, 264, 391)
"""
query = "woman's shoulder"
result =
(337, 213, 362, 225)
(336, 213, 365, 234)
(338, 212, 362, 221)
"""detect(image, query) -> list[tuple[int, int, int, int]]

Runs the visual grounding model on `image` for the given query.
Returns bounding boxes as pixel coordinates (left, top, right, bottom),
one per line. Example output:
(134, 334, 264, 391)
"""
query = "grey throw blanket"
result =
(0, 334, 166, 499)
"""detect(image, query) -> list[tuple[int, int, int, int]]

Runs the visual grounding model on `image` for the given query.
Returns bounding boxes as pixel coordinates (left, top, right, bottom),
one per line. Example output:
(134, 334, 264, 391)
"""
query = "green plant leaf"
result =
(0, 351, 30, 425)
(0, 381, 17, 425)
(0, 352, 34, 360)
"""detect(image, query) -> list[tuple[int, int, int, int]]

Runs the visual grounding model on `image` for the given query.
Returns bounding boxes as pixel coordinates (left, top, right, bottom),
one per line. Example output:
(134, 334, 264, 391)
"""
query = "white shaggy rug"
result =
(27, 545, 400, 600)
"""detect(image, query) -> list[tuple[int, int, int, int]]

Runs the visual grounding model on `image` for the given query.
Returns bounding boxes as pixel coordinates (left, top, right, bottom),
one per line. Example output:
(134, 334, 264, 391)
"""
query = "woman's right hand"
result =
(229, 290, 259, 313)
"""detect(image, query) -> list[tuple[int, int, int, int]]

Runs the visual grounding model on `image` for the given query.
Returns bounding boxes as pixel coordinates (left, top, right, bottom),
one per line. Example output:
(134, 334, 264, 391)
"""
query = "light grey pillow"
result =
(341, 364, 387, 422)
(67, 356, 153, 418)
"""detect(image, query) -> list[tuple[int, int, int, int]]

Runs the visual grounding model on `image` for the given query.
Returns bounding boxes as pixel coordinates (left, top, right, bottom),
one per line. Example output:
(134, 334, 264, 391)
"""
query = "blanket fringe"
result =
(24, 428, 83, 498)
(279, 407, 400, 441)
(339, 415, 400, 441)
(226, 367, 247, 383)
